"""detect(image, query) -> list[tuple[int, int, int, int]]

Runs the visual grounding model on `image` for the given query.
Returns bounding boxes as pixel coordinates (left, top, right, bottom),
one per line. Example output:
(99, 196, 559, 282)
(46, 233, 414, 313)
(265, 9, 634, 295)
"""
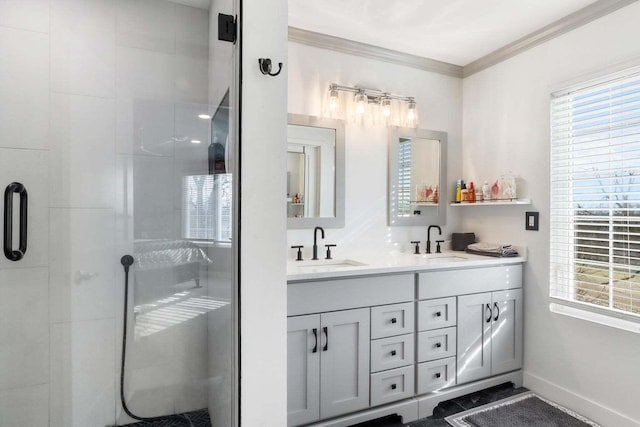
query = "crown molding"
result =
(463, 0, 638, 77)
(288, 26, 464, 78)
(288, 0, 638, 80)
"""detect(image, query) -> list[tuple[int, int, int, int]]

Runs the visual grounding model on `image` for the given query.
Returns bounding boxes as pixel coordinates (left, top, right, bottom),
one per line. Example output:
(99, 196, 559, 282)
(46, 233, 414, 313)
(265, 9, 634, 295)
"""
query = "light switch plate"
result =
(526, 211, 539, 231)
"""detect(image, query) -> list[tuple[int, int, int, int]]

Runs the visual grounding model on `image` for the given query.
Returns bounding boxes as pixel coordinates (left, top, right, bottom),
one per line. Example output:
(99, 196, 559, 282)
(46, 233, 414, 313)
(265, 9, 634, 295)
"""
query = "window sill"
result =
(549, 302, 640, 334)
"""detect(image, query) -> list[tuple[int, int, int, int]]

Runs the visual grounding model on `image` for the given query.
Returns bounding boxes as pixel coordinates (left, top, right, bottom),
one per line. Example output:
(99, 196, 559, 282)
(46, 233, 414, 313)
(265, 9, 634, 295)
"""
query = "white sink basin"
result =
(294, 259, 368, 272)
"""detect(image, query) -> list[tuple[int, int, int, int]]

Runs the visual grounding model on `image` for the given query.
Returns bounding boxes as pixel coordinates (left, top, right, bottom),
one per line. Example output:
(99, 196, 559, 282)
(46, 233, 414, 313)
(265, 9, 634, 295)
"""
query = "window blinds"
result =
(398, 138, 412, 217)
(550, 70, 640, 318)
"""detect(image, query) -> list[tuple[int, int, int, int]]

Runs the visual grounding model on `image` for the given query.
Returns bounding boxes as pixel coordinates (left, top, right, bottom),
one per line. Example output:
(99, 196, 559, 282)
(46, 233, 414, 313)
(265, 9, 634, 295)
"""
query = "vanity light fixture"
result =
(323, 83, 419, 128)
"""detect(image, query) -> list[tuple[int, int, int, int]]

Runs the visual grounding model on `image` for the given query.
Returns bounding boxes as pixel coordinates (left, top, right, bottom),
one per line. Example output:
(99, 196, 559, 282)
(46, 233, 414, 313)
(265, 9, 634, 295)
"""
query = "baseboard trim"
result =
(523, 372, 640, 427)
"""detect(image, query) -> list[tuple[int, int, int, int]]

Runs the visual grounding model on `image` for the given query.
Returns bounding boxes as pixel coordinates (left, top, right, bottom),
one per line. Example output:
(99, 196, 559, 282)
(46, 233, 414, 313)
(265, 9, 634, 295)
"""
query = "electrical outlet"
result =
(526, 211, 539, 231)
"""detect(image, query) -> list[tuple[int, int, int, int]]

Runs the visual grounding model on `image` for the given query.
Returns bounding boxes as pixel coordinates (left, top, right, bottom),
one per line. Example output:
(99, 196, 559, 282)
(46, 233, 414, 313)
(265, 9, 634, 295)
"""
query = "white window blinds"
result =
(550, 69, 640, 318)
(182, 174, 232, 242)
(398, 138, 412, 216)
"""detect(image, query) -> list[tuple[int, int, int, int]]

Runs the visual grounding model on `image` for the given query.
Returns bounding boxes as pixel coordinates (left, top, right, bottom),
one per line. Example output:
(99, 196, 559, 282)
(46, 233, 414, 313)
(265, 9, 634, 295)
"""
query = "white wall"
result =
(240, 0, 288, 425)
(287, 42, 463, 258)
(462, 3, 640, 426)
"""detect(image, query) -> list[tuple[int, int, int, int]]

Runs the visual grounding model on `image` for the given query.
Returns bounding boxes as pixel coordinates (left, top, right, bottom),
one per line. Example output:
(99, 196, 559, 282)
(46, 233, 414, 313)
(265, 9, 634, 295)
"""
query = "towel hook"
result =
(258, 58, 282, 76)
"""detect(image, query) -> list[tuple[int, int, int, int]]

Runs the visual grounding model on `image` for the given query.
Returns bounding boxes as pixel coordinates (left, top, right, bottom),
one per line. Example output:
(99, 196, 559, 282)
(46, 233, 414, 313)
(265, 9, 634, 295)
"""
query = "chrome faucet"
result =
(312, 226, 325, 260)
(426, 225, 442, 254)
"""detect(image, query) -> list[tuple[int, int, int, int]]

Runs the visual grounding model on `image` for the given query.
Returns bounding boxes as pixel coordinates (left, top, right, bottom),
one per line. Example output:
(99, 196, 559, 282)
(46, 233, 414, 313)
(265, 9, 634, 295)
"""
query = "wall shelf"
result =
(450, 198, 531, 207)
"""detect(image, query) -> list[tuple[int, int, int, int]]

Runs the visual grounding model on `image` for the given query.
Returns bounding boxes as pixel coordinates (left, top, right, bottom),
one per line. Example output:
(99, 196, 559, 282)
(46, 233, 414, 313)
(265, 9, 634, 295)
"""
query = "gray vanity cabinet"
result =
(456, 288, 523, 385)
(287, 308, 370, 427)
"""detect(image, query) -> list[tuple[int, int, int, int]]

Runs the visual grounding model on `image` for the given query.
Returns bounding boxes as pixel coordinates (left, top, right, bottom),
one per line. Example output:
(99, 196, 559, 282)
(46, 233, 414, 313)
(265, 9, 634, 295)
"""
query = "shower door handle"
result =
(4, 182, 28, 261)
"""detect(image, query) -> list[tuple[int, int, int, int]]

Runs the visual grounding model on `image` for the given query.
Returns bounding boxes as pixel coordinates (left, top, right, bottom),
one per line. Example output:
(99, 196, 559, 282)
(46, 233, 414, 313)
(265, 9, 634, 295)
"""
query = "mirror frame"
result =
(287, 113, 345, 229)
(388, 127, 448, 226)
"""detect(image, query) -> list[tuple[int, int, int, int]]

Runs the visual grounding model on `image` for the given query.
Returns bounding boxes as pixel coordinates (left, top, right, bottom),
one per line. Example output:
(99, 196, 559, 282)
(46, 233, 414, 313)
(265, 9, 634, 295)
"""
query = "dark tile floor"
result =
(120, 408, 211, 426)
(355, 383, 529, 427)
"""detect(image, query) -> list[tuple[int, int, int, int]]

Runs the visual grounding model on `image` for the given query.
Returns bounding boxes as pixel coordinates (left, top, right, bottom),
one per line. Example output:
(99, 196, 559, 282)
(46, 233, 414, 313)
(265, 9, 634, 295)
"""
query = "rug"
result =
(445, 392, 601, 427)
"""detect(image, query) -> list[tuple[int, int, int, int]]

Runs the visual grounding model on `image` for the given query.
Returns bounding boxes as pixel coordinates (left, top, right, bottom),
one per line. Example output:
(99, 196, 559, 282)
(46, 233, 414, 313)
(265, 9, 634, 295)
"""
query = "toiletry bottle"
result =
(455, 180, 461, 203)
(469, 182, 476, 203)
(433, 185, 439, 203)
(482, 181, 491, 200)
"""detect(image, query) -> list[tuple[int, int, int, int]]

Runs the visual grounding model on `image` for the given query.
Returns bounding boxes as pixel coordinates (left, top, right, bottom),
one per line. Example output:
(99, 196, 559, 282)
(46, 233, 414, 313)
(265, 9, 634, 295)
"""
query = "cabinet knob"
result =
(391, 384, 397, 390)
(390, 317, 397, 324)
(435, 342, 442, 348)
(435, 311, 442, 317)
(435, 372, 441, 379)
(390, 350, 397, 356)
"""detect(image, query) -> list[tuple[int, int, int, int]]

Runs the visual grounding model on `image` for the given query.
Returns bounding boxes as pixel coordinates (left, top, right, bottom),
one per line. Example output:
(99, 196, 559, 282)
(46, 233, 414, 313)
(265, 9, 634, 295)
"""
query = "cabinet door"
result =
(287, 315, 321, 427)
(491, 289, 523, 375)
(320, 308, 370, 419)
(457, 292, 492, 384)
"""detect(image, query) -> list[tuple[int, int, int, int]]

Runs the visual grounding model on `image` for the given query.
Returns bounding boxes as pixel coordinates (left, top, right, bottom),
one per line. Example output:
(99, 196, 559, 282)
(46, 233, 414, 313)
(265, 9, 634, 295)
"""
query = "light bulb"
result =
(382, 98, 391, 117)
(355, 92, 367, 115)
(198, 114, 211, 120)
(407, 100, 417, 126)
(328, 88, 339, 111)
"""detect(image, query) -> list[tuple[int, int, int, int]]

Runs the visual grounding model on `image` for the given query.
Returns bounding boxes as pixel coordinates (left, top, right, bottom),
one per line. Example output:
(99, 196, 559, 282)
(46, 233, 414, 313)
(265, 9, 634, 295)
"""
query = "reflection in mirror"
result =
(287, 114, 345, 229)
(389, 127, 447, 226)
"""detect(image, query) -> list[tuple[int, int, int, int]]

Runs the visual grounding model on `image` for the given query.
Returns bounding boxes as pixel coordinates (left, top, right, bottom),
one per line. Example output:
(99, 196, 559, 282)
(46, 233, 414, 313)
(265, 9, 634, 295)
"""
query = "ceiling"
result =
(288, 0, 599, 66)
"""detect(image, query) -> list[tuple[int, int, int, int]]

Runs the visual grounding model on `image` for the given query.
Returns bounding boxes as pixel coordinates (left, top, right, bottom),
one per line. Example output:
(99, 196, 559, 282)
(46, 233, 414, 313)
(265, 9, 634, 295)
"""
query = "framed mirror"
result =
(287, 114, 345, 229)
(388, 127, 447, 226)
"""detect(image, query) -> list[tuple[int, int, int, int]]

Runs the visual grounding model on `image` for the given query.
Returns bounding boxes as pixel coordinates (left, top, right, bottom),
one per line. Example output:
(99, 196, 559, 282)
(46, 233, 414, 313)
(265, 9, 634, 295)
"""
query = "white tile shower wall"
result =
(0, 1, 212, 425)
(49, 209, 116, 323)
(0, 384, 49, 427)
(0, 27, 49, 151)
(49, 319, 116, 427)
(286, 42, 463, 258)
(0, 0, 49, 33)
(49, 94, 116, 209)
(0, 268, 49, 390)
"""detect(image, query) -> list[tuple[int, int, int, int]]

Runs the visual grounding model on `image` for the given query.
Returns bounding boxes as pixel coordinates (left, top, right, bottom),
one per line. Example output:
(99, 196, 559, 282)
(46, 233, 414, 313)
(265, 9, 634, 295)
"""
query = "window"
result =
(398, 138, 412, 216)
(550, 69, 640, 320)
(182, 174, 232, 242)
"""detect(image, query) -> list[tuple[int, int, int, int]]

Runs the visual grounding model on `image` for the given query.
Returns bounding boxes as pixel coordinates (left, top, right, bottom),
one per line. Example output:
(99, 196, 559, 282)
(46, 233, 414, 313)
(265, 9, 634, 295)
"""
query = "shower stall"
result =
(0, 0, 239, 425)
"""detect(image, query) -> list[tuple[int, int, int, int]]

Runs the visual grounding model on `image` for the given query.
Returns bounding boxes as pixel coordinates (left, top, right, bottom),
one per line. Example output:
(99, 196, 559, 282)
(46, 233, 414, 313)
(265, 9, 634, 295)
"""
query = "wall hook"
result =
(258, 58, 283, 76)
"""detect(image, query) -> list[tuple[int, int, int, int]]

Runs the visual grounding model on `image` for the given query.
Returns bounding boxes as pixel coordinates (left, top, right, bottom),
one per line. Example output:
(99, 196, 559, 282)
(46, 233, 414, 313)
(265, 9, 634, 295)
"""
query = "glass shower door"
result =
(0, 1, 238, 426)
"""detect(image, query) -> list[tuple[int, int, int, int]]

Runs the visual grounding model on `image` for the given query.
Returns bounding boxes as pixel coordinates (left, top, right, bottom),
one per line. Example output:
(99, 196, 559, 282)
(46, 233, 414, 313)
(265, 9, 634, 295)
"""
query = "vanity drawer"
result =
(371, 302, 415, 339)
(370, 365, 415, 407)
(417, 327, 456, 362)
(370, 333, 414, 373)
(417, 357, 456, 394)
(418, 297, 456, 331)
(418, 265, 523, 300)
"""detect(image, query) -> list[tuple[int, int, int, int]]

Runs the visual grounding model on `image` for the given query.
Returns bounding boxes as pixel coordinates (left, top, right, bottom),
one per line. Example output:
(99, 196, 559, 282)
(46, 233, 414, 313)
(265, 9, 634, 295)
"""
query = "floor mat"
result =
(445, 392, 600, 427)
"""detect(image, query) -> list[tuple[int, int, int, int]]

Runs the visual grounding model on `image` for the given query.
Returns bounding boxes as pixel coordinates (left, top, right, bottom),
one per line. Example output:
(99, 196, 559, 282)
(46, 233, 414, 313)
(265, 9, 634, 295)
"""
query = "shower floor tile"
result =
(121, 408, 211, 427)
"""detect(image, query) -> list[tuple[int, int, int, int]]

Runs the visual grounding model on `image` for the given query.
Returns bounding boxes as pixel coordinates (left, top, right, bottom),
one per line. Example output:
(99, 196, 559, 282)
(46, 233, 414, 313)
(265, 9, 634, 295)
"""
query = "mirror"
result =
(287, 114, 345, 229)
(388, 127, 447, 226)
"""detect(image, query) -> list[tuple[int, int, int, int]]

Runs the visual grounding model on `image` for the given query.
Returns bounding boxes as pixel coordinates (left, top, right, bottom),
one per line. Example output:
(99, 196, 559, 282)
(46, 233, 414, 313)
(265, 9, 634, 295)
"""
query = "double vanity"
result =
(287, 251, 525, 427)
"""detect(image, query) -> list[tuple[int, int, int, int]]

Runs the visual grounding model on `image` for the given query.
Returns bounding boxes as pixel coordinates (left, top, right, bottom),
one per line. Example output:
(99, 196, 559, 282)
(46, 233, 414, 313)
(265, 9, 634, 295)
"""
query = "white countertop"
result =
(287, 249, 526, 282)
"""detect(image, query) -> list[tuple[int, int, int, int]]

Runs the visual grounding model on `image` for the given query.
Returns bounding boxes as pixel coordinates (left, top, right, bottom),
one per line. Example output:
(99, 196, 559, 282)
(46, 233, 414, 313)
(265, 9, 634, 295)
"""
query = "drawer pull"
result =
(435, 372, 441, 379)
(390, 350, 396, 356)
(322, 327, 328, 351)
(486, 303, 492, 323)
(435, 342, 442, 348)
(493, 302, 500, 321)
(390, 317, 397, 324)
(435, 311, 442, 317)
(391, 384, 397, 390)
